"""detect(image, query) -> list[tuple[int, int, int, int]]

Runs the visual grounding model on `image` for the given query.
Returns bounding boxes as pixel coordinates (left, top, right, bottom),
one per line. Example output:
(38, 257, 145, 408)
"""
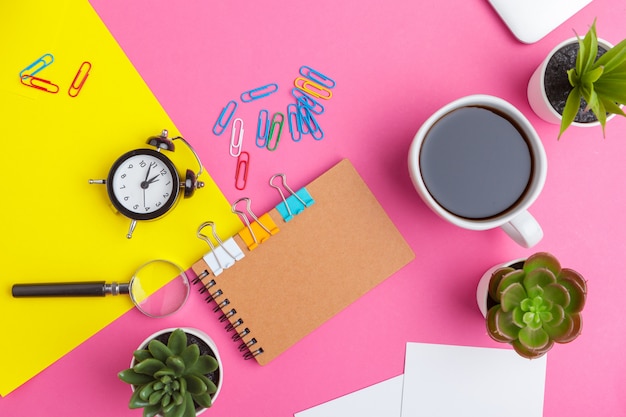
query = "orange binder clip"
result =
(232, 197, 279, 249)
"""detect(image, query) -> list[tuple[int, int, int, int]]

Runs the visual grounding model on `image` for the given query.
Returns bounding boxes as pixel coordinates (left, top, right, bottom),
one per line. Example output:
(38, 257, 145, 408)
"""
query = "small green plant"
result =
(486, 252, 587, 359)
(559, 19, 626, 137)
(118, 329, 219, 417)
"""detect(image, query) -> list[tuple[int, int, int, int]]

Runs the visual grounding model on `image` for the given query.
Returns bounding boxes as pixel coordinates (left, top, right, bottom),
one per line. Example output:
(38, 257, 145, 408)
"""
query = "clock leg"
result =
(126, 219, 137, 239)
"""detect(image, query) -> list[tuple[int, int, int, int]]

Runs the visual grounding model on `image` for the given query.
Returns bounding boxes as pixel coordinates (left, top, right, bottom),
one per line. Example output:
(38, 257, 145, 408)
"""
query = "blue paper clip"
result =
(19, 53, 54, 79)
(299, 105, 324, 140)
(266, 112, 284, 152)
(212, 100, 238, 136)
(287, 104, 302, 142)
(291, 88, 324, 114)
(240, 83, 278, 102)
(256, 109, 270, 148)
(299, 65, 336, 89)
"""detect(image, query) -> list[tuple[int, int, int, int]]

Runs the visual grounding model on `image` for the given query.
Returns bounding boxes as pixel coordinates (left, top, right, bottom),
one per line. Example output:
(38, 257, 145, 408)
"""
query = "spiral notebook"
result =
(191, 159, 415, 365)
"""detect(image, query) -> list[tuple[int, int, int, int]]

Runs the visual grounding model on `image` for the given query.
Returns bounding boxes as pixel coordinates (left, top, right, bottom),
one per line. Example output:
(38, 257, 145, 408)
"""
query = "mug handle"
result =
(500, 210, 543, 248)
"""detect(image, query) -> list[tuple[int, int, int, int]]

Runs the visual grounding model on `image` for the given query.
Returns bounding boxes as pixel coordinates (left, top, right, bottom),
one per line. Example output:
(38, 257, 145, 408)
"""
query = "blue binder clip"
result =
(270, 173, 314, 222)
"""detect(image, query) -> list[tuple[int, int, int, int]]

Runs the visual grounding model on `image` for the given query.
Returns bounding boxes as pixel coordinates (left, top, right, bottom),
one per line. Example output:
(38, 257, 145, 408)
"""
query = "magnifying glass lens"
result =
(129, 260, 189, 318)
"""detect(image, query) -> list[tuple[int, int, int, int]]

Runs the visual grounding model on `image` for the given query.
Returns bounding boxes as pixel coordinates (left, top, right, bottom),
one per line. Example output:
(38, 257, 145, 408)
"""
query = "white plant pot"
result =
(476, 258, 525, 318)
(527, 37, 615, 127)
(130, 327, 224, 416)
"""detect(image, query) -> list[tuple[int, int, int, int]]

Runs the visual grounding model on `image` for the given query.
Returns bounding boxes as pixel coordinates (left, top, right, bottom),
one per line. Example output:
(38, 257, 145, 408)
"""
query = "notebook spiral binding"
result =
(191, 226, 264, 361)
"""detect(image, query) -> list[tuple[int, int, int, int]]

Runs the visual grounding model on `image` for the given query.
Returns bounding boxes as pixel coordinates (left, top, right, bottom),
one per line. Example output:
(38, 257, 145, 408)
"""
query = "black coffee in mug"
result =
(419, 106, 533, 219)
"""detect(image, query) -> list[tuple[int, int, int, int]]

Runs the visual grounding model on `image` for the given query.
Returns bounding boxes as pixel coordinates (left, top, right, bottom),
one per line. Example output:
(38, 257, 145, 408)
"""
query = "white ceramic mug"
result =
(408, 95, 547, 248)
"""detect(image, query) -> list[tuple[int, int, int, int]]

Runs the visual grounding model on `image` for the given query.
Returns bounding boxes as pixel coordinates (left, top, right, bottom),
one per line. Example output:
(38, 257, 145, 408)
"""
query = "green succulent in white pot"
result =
(477, 252, 587, 359)
(118, 328, 223, 417)
(527, 19, 626, 138)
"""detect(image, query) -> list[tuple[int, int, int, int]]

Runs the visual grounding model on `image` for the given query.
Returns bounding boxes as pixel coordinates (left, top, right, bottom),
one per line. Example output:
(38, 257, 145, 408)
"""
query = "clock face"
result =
(106, 149, 180, 220)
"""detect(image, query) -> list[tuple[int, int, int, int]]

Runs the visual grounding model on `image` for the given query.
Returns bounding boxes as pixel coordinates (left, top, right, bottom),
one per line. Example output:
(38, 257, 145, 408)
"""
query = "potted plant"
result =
(527, 19, 626, 138)
(476, 252, 587, 359)
(118, 328, 223, 417)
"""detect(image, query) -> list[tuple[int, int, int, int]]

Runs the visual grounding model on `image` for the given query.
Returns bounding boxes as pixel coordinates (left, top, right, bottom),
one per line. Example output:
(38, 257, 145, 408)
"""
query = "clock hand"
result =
(147, 174, 160, 184)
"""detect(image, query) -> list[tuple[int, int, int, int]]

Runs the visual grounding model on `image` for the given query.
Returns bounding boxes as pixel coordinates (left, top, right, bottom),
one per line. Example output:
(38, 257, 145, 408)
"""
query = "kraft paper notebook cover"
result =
(0, 1, 241, 396)
(192, 159, 415, 365)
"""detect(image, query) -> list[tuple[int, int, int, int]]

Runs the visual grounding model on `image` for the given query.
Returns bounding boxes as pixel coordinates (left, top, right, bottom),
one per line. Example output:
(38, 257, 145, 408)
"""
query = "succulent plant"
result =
(560, 19, 626, 137)
(118, 329, 219, 417)
(486, 252, 587, 359)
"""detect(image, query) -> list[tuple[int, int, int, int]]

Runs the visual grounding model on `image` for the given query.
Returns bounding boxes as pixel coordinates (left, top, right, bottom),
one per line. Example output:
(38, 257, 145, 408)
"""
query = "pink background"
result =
(2, 0, 626, 416)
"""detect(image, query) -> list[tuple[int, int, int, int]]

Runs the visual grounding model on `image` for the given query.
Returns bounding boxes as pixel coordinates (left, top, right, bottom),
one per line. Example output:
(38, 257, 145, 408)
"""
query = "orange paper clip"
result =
(68, 61, 92, 97)
(235, 151, 250, 190)
(20, 75, 59, 94)
(294, 77, 333, 100)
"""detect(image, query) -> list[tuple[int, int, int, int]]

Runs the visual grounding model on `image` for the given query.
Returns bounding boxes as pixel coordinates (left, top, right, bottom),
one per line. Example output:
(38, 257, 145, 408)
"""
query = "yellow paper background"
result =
(0, 1, 241, 396)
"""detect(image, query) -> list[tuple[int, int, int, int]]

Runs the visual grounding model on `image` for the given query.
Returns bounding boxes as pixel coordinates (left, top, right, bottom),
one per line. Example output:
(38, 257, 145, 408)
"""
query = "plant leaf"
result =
(134, 358, 166, 376)
(524, 253, 561, 276)
(495, 269, 525, 298)
(542, 283, 569, 307)
(149, 339, 173, 362)
(500, 282, 528, 312)
(166, 356, 186, 376)
(557, 269, 587, 313)
(488, 267, 515, 302)
(487, 306, 520, 342)
(183, 393, 198, 417)
(184, 375, 207, 395)
(511, 338, 553, 359)
(168, 329, 188, 356)
(518, 326, 550, 350)
(118, 369, 154, 385)
(129, 387, 151, 409)
(143, 404, 162, 417)
(192, 392, 213, 409)
(559, 86, 582, 138)
(180, 344, 200, 369)
(133, 349, 153, 363)
(595, 38, 626, 72)
(522, 268, 556, 298)
(189, 355, 218, 375)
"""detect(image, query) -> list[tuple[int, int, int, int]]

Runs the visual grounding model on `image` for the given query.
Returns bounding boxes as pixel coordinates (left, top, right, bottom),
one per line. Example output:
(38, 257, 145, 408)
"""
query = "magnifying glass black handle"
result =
(12, 282, 130, 297)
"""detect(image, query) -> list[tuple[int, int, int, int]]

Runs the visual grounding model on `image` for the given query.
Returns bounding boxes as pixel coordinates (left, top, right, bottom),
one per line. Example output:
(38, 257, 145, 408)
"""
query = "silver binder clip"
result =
(197, 221, 243, 276)
(269, 173, 308, 220)
(231, 197, 271, 244)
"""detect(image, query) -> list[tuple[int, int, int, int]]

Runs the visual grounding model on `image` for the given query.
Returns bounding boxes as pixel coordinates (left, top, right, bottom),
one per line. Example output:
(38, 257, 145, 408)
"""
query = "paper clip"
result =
(294, 77, 333, 100)
(240, 83, 279, 102)
(299, 105, 324, 140)
(235, 151, 250, 190)
(292, 88, 324, 114)
(287, 104, 302, 142)
(20, 75, 59, 94)
(256, 109, 270, 148)
(269, 173, 308, 220)
(230, 118, 244, 157)
(266, 112, 284, 151)
(213, 100, 238, 136)
(299, 65, 336, 89)
(19, 53, 54, 79)
(232, 197, 272, 245)
(68, 61, 91, 97)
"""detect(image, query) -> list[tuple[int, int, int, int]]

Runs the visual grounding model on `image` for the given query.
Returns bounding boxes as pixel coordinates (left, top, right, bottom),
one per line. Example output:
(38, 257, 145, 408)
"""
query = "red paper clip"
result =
(68, 61, 91, 97)
(20, 74, 60, 94)
(235, 151, 250, 190)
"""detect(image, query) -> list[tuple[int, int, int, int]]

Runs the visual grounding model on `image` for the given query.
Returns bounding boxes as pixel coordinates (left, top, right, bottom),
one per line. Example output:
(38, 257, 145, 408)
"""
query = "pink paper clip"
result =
(20, 74, 59, 94)
(68, 61, 92, 97)
(235, 151, 250, 190)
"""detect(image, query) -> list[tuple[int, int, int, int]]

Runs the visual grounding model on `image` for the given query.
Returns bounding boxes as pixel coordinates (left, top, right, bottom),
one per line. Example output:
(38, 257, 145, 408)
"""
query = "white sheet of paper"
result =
(401, 343, 547, 417)
(294, 375, 403, 417)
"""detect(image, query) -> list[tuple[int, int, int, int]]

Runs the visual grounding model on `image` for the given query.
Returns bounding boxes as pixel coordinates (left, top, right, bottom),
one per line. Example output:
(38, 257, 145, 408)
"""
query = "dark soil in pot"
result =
(544, 42, 608, 123)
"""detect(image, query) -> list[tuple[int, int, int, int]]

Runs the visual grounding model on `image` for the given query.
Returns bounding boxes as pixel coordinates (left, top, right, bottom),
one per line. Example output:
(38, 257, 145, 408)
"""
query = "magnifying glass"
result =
(11, 259, 189, 318)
